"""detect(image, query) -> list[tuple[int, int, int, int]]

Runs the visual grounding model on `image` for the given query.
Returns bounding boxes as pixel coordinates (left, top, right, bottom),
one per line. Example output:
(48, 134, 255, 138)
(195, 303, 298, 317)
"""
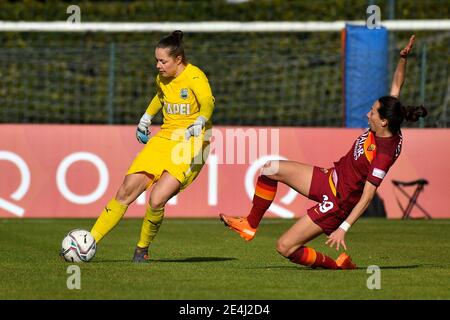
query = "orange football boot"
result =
(335, 252, 357, 270)
(219, 214, 256, 241)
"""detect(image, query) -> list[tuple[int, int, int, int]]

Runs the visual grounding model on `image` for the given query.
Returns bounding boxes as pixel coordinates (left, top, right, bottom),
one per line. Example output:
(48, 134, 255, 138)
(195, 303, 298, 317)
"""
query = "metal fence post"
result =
(419, 43, 427, 128)
(107, 42, 116, 124)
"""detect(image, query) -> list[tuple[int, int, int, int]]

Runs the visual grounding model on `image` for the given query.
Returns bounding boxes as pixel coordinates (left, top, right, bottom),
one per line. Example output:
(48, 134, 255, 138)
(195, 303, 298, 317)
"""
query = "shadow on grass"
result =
(372, 265, 420, 270)
(246, 264, 421, 271)
(152, 257, 238, 263)
(92, 257, 238, 263)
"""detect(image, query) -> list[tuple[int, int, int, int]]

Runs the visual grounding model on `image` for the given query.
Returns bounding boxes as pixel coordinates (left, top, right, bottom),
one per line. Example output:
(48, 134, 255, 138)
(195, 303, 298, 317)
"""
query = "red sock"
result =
(288, 246, 337, 270)
(247, 175, 278, 228)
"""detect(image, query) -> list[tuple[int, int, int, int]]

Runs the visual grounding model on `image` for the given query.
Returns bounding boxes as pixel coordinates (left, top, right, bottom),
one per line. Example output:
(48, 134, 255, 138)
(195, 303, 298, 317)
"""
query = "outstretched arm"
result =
(390, 35, 415, 98)
(325, 181, 378, 251)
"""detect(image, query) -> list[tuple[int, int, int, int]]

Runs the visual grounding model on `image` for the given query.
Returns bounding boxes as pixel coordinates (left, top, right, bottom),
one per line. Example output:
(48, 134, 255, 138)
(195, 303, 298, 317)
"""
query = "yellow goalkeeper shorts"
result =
(127, 135, 209, 191)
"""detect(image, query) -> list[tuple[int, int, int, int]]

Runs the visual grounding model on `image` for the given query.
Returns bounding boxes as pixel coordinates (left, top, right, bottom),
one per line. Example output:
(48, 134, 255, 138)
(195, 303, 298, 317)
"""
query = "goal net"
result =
(0, 21, 448, 127)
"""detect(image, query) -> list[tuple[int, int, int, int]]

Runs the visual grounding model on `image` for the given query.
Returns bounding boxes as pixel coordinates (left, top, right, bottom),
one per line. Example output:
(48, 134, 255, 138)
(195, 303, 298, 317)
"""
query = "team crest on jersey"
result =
(180, 88, 188, 99)
(353, 129, 377, 163)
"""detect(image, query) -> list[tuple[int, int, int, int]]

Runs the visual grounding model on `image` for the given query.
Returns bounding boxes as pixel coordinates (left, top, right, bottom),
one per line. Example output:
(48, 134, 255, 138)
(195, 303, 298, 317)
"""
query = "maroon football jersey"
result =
(333, 129, 403, 213)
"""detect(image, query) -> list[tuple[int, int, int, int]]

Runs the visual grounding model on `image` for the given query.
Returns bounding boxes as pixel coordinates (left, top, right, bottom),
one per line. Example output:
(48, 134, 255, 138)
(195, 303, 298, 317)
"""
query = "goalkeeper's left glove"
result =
(185, 116, 207, 140)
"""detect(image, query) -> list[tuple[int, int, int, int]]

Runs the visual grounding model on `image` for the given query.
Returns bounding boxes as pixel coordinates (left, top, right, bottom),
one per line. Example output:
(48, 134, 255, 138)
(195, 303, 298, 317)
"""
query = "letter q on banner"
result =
(245, 155, 297, 218)
(56, 152, 109, 205)
(0, 151, 30, 217)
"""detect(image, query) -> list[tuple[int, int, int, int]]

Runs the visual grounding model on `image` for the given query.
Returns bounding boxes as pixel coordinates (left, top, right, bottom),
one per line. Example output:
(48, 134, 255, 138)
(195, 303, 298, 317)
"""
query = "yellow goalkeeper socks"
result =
(137, 206, 165, 249)
(90, 198, 128, 243)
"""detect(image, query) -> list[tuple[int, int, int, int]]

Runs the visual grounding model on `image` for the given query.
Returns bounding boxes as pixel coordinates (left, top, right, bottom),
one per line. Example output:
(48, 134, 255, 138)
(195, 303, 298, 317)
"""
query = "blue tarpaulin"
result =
(344, 25, 388, 128)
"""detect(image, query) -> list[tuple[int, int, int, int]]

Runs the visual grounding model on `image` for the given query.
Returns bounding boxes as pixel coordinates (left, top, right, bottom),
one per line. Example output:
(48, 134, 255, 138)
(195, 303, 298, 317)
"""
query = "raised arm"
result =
(390, 35, 415, 98)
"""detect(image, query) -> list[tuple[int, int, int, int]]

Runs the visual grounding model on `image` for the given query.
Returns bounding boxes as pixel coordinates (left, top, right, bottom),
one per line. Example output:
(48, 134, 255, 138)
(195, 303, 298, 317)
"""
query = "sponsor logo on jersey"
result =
(353, 130, 370, 160)
(165, 102, 191, 115)
(180, 88, 189, 99)
(367, 144, 376, 151)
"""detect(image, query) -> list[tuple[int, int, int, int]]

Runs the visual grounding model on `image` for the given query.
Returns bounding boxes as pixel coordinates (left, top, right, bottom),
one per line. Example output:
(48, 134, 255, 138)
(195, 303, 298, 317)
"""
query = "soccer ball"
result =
(60, 229, 97, 262)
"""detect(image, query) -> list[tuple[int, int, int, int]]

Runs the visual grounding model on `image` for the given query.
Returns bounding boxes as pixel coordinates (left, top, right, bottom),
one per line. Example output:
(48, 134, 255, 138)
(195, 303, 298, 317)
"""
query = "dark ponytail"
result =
(402, 105, 428, 122)
(378, 96, 428, 134)
(156, 30, 186, 63)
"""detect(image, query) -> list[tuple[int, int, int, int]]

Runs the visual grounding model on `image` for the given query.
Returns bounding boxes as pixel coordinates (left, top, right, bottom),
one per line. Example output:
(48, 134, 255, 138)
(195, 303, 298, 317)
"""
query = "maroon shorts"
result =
(307, 166, 347, 235)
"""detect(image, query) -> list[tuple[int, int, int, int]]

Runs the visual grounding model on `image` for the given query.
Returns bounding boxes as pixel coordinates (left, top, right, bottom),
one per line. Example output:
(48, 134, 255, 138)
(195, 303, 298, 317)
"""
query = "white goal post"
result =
(0, 20, 449, 32)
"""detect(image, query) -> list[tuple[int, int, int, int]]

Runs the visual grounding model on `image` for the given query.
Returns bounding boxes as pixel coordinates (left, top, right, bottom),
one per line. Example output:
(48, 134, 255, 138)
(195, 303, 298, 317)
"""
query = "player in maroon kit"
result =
(220, 35, 427, 269)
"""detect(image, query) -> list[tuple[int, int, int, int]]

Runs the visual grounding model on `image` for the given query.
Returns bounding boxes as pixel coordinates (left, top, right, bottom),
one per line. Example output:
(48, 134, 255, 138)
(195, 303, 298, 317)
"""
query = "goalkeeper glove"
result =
(136, 113, 152, 144)
(185, 116, 207, 140)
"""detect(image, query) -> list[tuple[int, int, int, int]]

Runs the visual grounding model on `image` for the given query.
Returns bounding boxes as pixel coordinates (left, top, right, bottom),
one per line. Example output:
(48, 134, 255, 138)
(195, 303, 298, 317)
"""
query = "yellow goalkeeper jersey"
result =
(145, 63, 214, 141)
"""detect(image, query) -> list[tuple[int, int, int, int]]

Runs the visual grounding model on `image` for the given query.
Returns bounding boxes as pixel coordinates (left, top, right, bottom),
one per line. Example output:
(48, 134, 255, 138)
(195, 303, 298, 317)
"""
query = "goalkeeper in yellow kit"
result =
(90, 30, 215, 262)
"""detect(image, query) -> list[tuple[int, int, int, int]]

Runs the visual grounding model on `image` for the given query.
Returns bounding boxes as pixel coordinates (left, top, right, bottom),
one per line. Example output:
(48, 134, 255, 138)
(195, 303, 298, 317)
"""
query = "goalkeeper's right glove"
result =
(136, 113, 152, 144)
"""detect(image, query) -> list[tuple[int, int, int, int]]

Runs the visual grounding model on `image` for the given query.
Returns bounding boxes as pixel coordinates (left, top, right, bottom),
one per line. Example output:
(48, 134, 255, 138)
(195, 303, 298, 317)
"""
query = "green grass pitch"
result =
(1, 218, 449, 299)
